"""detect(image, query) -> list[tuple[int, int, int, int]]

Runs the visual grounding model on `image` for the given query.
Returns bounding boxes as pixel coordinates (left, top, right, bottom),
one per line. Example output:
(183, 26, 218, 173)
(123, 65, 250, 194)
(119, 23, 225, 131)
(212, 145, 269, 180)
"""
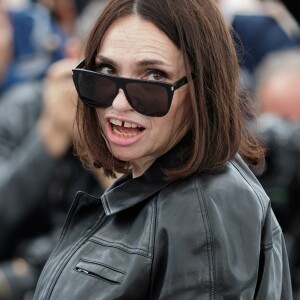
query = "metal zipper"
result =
(74, 266, 121, 284)
(75, 267, 90, 275)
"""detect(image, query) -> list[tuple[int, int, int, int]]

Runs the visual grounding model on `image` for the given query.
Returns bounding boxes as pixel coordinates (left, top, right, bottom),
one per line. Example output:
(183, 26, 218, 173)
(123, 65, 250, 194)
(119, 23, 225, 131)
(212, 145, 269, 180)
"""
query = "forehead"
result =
(98, 15, 183, 65)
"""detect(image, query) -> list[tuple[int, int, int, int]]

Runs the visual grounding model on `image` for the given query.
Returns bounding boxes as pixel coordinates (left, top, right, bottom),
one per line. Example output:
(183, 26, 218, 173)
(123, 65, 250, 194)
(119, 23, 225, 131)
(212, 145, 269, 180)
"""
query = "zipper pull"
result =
(76, 267, 89, 275)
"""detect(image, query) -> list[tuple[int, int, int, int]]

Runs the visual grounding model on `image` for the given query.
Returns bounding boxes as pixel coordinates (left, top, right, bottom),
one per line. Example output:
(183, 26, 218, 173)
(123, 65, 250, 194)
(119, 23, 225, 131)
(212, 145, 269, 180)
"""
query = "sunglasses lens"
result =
(77, 72, 117, 107)
(126, 82, 169, 117)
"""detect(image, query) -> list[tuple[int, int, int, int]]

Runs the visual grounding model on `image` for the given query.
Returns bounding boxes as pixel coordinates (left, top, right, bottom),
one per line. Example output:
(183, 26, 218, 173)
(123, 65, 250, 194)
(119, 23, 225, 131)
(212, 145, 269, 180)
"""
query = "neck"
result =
(131, 158, 156, 178)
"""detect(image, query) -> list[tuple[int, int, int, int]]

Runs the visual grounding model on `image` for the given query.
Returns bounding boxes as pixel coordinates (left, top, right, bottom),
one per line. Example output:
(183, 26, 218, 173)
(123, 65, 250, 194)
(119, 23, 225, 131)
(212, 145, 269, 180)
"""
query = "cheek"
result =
(155, 100, 191, 137)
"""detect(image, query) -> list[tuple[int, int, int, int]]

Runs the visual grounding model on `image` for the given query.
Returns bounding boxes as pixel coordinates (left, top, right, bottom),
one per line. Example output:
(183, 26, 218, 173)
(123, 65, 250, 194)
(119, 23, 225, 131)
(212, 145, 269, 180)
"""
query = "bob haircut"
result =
(75, 0, 264, 180)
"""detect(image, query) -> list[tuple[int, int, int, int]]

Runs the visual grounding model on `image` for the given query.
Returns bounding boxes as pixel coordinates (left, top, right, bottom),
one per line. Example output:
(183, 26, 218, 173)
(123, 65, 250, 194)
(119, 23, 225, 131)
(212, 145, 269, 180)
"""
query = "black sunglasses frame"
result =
(72, 60, 194, 117)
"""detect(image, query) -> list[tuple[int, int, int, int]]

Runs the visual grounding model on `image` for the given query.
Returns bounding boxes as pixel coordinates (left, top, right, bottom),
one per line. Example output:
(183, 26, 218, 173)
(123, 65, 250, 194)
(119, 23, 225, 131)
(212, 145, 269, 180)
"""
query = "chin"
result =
(111, 150, 138, 163)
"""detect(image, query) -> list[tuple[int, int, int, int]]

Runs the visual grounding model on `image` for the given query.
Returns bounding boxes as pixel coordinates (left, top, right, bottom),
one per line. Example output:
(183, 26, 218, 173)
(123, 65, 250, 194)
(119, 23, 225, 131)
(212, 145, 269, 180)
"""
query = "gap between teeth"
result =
(110, 118, 139, 128)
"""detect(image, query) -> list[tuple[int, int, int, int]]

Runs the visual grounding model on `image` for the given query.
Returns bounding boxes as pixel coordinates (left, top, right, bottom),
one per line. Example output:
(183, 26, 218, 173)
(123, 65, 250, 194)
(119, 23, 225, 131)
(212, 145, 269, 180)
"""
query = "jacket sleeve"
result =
(0, 81, 41, 162)
(254, 206, 293, 299)
(0, 127, 59, 257)
(0, 82, 60, 257)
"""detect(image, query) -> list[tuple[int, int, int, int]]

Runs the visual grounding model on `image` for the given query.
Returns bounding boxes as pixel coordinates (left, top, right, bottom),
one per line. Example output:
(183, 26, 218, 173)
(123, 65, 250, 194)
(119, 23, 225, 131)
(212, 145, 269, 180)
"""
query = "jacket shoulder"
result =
(152, 155, 284, 298)
(194, 154, 270, 222)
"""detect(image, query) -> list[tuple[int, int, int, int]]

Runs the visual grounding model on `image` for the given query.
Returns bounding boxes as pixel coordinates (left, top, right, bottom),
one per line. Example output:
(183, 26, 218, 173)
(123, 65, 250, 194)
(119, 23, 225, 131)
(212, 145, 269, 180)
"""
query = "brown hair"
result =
(75, 0, 264, 180)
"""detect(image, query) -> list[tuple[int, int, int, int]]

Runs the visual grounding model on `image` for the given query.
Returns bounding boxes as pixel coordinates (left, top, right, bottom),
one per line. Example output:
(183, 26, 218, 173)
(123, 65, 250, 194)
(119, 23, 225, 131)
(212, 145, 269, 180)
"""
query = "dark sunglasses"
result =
(72, 60, 194, 117)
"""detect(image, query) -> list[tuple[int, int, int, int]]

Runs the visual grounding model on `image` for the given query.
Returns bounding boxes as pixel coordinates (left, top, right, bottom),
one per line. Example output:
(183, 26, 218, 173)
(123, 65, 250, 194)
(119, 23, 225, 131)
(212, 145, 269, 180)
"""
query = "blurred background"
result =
(0, 0, 300, 299)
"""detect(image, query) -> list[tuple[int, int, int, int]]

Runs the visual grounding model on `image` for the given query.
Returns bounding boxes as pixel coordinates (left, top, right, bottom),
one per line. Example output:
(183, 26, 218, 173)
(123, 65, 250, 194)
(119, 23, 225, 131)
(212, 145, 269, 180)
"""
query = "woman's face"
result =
(96, 15, 192, 177)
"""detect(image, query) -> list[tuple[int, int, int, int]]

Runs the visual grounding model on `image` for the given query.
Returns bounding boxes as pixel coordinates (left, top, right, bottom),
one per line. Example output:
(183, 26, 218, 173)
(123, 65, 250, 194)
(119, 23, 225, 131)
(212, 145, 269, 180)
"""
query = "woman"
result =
(34, 0, 292, 299)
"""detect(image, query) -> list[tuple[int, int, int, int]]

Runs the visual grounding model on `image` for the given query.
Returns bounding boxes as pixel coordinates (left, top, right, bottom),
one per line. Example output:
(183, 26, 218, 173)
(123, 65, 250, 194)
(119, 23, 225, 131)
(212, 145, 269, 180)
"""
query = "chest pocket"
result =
(74, 258, 126, 284)
(60, 201, 156, 300)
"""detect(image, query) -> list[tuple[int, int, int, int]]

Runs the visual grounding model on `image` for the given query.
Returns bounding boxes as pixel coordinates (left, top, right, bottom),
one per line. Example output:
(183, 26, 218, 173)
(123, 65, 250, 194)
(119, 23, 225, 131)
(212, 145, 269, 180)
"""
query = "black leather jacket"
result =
(34, 151, 292, 299)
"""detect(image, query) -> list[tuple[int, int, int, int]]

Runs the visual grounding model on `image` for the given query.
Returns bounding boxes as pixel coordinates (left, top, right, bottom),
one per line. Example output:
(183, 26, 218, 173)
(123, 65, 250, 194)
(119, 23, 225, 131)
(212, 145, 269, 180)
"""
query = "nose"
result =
(112, 89, 133, 112)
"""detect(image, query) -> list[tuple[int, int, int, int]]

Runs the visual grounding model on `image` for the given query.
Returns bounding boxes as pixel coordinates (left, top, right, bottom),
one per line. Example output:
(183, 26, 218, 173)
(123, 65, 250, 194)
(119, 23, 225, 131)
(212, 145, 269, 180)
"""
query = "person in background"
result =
(37, 0, 77, 36)
(0, 1, 110, 299)
(34, 0, 292, 299)
(253, 49, 300, 299)
(0, 0, 66, 95)
(218, 0, 300, 93)
(255, 49, 300, 121)
(262, 0, 300, 40)
(0, 57, 109, 300)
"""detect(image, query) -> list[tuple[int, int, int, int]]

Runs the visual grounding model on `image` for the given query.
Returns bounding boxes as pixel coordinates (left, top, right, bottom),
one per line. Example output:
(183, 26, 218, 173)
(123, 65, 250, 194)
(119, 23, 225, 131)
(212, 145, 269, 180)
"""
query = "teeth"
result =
(113, 127, 138, 137)
(124, 122, 137, 128)
(110, 119, 139, 128)
(110, 119, 122, 126)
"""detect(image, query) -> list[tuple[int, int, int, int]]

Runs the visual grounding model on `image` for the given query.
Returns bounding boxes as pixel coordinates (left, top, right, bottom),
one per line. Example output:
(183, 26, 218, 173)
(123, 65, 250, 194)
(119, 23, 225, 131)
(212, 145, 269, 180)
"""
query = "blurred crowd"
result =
(0, 0, 300, 299)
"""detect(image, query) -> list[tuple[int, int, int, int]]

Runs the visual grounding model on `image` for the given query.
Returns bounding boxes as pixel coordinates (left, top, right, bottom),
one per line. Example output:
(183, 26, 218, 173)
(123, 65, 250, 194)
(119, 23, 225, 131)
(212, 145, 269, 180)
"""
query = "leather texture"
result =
(33, 147, 292, 299)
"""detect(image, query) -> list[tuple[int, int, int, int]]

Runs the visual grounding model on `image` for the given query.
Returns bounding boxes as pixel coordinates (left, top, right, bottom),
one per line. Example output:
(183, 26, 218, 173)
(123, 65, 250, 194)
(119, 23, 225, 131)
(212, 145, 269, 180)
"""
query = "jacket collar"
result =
(99, 133, 192, 216)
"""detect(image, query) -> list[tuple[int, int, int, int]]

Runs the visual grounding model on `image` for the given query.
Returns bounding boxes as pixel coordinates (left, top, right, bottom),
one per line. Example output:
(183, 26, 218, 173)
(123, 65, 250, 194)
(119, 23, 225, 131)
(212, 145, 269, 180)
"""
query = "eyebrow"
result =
(137, 59, 172, 67)
(95, 55, 172, 68)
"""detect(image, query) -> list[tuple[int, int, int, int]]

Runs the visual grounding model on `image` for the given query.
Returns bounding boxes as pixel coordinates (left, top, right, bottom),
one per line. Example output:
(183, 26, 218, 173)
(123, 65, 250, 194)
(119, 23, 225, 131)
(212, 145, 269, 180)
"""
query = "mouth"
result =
(109, 118, 145, 137)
